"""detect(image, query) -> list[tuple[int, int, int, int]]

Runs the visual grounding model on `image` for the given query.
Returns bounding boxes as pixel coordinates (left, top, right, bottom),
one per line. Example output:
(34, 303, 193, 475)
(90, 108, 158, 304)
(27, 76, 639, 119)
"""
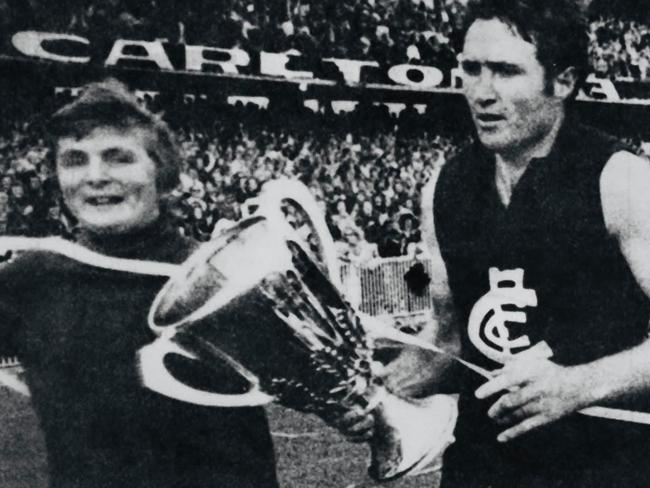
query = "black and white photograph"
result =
(0, 0, 649, 487)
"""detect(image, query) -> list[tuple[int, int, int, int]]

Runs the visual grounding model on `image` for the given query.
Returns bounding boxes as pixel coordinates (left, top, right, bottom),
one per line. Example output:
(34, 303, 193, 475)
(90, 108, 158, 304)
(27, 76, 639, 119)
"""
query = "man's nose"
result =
(470, 70, 497, 106)
(84, 158, 111, 185)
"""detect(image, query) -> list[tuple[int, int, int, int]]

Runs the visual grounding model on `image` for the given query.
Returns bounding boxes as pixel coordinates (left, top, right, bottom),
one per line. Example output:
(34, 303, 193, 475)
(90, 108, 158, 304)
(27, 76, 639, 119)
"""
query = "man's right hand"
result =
(324, 337, 459, 442)
(324, 406, 375, 443)
(379, 346, 451, 399)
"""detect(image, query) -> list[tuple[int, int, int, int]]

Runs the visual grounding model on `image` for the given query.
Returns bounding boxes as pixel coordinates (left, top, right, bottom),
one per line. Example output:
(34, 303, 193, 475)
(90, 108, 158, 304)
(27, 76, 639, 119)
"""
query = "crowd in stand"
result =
(589, 18, 650, 80)
(6, 0, 650, 81)
(0, 97, 467, 260)
(0, 121, 64, 238)
(170, 100, 468, 261)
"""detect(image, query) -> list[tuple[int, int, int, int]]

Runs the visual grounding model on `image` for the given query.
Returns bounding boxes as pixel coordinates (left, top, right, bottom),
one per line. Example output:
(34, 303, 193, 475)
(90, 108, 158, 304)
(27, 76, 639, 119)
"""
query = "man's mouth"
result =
(476, 113, 505, 122)
(86, 196, 124, 206)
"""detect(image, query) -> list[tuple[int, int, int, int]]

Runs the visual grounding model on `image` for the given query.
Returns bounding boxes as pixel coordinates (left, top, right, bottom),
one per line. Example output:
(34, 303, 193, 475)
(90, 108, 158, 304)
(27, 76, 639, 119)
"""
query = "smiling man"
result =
(56, 128, 161, 234)
(0, 80, 279, 488)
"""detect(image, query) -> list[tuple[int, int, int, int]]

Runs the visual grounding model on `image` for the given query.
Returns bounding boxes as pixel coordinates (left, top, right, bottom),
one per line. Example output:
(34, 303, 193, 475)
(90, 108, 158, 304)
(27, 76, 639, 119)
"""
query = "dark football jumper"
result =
(0, 219, 279, 488)
(434, 120, 650, 487)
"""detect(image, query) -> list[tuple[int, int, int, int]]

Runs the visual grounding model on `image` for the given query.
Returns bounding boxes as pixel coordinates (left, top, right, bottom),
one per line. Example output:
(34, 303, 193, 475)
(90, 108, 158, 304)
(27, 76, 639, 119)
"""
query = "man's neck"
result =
(77, 214, 172, 257)
(494, 113, 565, 206)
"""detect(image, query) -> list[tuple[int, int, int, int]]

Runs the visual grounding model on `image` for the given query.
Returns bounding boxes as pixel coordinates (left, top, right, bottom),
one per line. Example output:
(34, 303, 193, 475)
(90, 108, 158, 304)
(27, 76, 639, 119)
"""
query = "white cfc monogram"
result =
(468, 268, 538, 364)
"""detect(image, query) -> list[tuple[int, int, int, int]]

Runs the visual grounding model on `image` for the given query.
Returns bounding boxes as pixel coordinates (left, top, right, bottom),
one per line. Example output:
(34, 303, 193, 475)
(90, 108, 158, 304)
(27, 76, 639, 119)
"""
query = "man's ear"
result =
(553, 66, 578, 100)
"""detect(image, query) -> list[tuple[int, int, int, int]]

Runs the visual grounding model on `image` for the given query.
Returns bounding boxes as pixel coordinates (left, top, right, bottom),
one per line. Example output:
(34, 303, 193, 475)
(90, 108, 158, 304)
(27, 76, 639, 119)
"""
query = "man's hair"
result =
(462, 0, 589, 97)
(48, 79, 180, 193)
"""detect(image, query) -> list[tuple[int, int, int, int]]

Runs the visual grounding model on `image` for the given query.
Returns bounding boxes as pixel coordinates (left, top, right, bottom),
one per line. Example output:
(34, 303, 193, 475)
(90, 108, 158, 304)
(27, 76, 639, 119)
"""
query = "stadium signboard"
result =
(9, 31, 454, 91)
(5, 30, 650, 104)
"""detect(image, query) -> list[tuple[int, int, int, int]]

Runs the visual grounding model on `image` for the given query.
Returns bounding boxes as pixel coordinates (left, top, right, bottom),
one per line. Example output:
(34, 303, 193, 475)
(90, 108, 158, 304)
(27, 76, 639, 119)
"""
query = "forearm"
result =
(424, 300, 463, 393)
(381, 308, 462, 398)
(573, 338, 650, 408)
(380, 345, 459, 398)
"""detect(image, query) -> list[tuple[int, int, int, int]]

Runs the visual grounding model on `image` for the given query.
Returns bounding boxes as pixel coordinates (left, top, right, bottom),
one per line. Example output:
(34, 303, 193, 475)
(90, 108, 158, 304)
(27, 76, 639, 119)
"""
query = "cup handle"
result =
(250, 178, 341, 287)
(138, 337, 275, 407)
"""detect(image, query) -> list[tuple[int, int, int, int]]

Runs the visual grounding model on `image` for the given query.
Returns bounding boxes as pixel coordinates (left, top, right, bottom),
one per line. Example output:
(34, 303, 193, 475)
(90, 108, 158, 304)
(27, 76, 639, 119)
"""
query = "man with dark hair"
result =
(0, 80, 279, 488)
(434, 0, 650, 485)
(461, 0, 590, 97)
(48, 78, 181, 197)
(341, 0, 650, 486)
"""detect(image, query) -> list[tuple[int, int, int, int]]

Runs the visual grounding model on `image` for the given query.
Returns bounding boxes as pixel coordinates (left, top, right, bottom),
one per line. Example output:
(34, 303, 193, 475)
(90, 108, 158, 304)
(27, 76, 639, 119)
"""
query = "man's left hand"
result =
(475, 358, 589, 443)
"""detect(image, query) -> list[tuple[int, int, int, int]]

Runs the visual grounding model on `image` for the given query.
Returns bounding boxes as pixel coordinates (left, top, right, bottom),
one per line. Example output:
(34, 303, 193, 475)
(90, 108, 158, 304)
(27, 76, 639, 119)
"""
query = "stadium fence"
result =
(339, 255, 434, 316)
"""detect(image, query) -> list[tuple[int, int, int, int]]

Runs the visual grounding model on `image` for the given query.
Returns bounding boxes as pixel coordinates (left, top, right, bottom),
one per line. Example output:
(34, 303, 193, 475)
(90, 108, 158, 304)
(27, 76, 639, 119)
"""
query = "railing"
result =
(339, 256, 434, 317)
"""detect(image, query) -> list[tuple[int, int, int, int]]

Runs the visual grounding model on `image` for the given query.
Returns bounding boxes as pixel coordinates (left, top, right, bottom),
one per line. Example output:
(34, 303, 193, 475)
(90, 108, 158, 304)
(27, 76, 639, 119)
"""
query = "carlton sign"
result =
(11, 31, 627, 101)
(11, 31, 459, 90)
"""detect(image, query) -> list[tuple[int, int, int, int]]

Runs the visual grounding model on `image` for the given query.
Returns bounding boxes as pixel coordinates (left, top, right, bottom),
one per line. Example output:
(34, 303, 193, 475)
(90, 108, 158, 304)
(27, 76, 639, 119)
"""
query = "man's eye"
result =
(59, 151, 88, 168)
(461, 61, 481, 76)
(496, 65, 523, 77)
(103, 149, 135, 164)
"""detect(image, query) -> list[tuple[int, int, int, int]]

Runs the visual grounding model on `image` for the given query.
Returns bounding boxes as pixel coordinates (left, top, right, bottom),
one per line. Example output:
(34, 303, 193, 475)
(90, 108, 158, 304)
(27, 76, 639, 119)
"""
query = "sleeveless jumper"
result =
(435, 120, 650, 487)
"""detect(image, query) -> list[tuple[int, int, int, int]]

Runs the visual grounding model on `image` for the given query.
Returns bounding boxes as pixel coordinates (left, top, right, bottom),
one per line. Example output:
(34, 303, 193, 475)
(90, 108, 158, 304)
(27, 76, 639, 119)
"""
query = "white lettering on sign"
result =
(185, 46, 250, 74)
(9, 30, 462, 93)
(12, 31, 90, 64)
(323, 58, 379, 83)
(579, 74, 621, 102)
(450, 66, 463, 89)
(387, 64, 444, 88)
(105, 39, 173, 70)
(260, 50, 313, 79)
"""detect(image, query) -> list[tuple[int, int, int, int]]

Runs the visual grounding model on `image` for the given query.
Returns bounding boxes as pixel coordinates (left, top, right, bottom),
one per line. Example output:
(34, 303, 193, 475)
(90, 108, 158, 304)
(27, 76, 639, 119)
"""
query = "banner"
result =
(5, 30, 650, 104)
(9, 31, 451, 90)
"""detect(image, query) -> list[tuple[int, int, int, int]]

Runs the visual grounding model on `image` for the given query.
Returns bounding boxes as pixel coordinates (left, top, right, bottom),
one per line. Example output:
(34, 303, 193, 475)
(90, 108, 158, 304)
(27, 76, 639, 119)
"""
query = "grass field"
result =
(0, 384, 442, 488)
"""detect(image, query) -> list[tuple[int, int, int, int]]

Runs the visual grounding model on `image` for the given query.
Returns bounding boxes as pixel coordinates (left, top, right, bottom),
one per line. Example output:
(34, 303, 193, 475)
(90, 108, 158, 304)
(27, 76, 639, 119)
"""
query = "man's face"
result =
(11, 184, 23, 199)
(1, 176, 12, 191)
(461, 19, 561, 154)
(56, 127, 161, 235)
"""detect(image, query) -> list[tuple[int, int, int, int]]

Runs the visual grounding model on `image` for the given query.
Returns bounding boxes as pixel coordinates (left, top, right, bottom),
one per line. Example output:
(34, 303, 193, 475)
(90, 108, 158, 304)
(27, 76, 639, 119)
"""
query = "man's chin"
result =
(80, 218, 149, 236)
(81, 222, 130, 235)
(78, 208, 160, 235)
(476, 132, 512, 153)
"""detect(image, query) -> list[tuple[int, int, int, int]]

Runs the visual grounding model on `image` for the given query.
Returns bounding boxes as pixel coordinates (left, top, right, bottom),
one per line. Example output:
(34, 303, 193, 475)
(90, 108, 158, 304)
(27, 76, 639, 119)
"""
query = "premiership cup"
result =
(138, 180, 457, 481)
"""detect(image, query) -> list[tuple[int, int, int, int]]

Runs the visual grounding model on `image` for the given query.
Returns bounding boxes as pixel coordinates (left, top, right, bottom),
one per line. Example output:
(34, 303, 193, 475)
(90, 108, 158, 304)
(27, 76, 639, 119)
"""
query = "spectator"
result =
(397, 212, 422, 256)
(337, 223, 378, 264)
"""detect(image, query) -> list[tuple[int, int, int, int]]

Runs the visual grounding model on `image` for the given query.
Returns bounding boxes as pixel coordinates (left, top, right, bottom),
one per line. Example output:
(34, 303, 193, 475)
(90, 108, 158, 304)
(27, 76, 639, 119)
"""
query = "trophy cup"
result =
(138, 179, 457, 481)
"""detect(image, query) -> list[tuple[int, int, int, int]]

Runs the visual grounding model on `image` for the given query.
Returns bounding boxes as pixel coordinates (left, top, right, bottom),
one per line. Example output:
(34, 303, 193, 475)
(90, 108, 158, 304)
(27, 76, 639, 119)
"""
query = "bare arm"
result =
(420, 165, 461, 357)
(573, 151, 650, 403)
(476, 151, 650, 441)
